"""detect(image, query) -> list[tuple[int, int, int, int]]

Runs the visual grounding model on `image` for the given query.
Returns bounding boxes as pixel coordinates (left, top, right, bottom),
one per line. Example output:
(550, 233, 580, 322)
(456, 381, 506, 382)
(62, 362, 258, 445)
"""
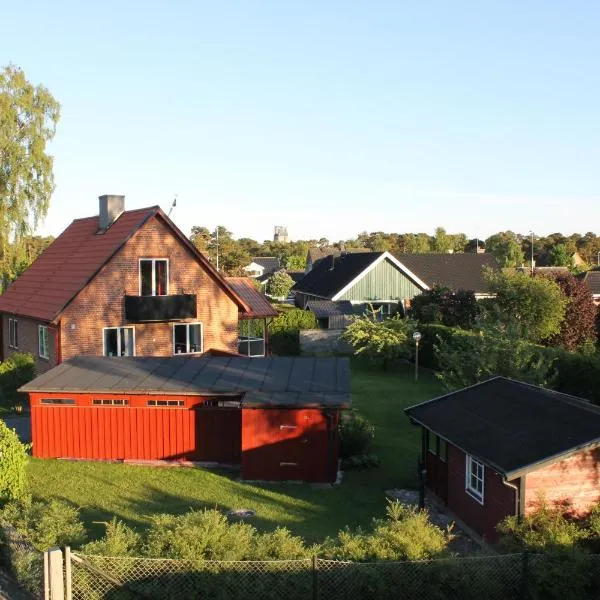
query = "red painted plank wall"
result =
(29, 392, 241, 463)
(241, 408, 339, 483)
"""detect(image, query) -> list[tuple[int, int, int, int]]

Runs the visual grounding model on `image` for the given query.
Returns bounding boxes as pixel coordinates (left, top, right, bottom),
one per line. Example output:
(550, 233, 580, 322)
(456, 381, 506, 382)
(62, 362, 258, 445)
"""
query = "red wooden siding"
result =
(29, 392, 241, 463)
(524, 448, 600, 516)
(241, 408, 339, 483)
(428, 442, 517, 542)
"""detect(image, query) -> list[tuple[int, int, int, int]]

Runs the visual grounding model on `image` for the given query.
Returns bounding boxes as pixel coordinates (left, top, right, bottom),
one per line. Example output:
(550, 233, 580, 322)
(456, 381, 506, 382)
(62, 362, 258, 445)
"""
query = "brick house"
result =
(405, 377, 600, 542)
(0, 195, 276, 373)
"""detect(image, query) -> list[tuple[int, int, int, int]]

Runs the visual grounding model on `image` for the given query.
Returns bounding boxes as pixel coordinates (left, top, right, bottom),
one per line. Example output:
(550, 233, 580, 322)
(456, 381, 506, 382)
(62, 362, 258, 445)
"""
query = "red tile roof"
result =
(225, 277, 278, 318)
(0, 206, 250, 322)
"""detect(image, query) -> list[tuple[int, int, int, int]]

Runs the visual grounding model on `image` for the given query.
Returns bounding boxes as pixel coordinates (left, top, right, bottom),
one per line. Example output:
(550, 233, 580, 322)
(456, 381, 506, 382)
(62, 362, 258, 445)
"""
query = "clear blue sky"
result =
(2, 1, 599, 243)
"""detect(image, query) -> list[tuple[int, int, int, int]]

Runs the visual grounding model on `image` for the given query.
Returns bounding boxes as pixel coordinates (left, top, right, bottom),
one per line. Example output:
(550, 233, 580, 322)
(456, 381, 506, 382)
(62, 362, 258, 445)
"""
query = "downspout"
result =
(502, 478, 521, 521)
(324, 409, 335, 483)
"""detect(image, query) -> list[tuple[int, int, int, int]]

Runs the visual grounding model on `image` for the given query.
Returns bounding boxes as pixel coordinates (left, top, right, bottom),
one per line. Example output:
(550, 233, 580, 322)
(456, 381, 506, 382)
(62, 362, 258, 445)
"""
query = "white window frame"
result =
(172, 322, 203, 355)
(139, 258, 169, 296)
(102, 326, 136, 357)
(465, 454, 485, 504)
(38, 325, 49, 359)
(8, 318, 18, 348)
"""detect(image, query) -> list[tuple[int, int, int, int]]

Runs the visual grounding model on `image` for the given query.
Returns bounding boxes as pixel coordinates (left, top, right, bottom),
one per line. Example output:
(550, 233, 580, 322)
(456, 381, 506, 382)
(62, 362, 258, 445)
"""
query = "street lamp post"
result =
(529, 231, 534, 276)
(413, 331, 422, 381)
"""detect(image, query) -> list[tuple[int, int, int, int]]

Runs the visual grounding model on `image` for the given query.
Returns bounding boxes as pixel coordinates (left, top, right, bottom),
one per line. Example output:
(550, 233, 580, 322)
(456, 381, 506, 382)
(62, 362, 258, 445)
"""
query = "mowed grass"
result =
(26, 361, 443, 543)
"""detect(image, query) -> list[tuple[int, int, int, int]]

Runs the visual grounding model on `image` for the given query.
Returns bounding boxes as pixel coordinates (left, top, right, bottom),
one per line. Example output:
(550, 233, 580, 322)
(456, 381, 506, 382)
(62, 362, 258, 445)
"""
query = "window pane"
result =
(104, 329, 118, 356)
(189, 324, 202, 353)
(14, 321, 18, 347)
(155, 260, 167, 296)
(140, 260, 153, 296)
(174, 325, 187, 353)
(121, 328, 134, 356)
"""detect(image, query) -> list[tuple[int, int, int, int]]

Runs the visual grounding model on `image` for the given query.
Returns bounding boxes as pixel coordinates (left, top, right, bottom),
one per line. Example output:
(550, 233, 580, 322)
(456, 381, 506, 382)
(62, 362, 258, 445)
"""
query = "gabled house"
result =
(405, 377, 600, 542)
(243, 257, 281, 279)
(293, 251, 497, 318)
(0, 195, 274, 372)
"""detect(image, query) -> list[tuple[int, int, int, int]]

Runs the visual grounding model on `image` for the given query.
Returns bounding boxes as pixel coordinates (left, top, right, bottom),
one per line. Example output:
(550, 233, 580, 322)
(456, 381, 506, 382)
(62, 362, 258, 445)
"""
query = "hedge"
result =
(0, 353, 35, 409)
(268, 307, 318, 356)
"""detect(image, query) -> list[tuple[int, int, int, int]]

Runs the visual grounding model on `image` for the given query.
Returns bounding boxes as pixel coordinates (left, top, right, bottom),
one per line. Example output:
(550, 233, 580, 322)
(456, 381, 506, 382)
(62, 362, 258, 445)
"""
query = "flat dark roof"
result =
(405, 377, 600, 479)
(20, 356, 351, 409)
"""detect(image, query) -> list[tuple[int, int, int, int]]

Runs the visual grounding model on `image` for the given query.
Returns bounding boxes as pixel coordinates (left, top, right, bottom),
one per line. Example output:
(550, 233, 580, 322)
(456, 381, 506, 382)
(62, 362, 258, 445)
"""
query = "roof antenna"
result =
(168, 195, 177, 218)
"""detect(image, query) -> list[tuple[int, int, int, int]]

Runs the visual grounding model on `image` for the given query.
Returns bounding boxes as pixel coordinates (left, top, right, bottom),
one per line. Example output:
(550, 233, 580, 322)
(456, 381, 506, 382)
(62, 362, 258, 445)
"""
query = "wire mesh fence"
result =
(0, 522, 44, 599)
(67, 551, 600, 600)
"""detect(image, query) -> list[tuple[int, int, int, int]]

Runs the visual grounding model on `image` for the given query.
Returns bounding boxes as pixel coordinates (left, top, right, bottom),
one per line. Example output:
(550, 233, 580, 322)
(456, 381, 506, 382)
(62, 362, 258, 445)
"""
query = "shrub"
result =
(82, 519, 141, 557)
(0, 352, 35, 408)
(339, 410, 375, 459)
(1, 496, 87, 550)
(322, 501, 451, 561)
(252, 527, 311, 560)
(411, 286, 480, 329)
(266, 271, 295, 299)
(0, 419, 29, 502)
(268, 307, 317, 356)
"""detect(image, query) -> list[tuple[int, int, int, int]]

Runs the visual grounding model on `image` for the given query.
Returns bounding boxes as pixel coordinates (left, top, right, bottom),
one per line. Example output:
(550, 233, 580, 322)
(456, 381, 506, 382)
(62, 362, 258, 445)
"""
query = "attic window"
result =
(140, 259, 168, 296)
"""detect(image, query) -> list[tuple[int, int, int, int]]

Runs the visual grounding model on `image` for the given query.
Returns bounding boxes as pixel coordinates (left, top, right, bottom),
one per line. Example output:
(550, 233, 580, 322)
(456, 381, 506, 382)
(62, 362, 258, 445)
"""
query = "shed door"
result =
(192, 408, 241, 464)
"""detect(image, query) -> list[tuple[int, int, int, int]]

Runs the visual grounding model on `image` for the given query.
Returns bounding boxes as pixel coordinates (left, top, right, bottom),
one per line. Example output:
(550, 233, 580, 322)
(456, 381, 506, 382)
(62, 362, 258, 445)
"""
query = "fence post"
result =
(64, 547, 72, 600)
(521, 551, 529, 599)
(47, 547, 64, 600)
(312, 555, 318, 600)
(43, 551, 50, 600)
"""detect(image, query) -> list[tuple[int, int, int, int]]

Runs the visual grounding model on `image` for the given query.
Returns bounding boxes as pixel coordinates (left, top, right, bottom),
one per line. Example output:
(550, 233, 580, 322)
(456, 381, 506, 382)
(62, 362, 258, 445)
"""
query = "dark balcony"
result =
(124, 294, 197, 323)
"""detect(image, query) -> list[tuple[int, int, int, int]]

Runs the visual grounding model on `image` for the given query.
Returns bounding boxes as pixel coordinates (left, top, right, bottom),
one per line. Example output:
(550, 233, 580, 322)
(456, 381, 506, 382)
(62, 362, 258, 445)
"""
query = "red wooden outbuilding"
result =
(20, 355, 350, 483)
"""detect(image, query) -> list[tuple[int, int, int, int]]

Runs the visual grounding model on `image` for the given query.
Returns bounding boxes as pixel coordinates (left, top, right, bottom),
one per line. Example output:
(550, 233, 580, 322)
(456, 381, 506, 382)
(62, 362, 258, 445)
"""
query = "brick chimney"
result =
(98, 195, 125, 232)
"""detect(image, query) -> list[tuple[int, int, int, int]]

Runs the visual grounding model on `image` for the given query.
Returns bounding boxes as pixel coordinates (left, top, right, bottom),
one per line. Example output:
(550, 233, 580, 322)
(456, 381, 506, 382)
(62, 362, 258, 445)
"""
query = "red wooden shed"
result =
(20, 355, 351, 483)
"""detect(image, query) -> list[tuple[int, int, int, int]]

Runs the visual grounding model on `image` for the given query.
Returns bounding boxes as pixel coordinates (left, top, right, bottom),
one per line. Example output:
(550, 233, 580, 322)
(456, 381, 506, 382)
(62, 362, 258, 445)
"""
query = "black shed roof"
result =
(20, 356, 351, 408)
(405, 377, 600, 479)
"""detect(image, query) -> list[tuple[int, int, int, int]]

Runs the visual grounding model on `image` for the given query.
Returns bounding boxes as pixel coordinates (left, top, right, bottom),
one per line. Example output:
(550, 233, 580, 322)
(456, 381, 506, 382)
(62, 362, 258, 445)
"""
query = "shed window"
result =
(38, 325, 49, 359)
(147, 400, 184, 407)
(41, 398, 75, 405)
(140, 259, 168, 296)
(92, 399, 129, 406)
(104, 327, 135, 357)
(439, 438, 448, 462)
(8, 318, 18, 348)
(465, 455, 485, 504)
(173, 323, 203, 354)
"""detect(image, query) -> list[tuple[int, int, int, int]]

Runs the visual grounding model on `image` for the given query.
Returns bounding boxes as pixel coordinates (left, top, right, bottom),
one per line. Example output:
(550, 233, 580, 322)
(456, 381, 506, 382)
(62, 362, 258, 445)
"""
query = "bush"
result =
(411, 286, 481, 329)
(0, 352, 35, 408)
(549, 349, 600, 405)
(268, 307, 318, 356)
(0, 419, 29, 502)
(1, 496, 87, 550)
(322, 501, 451, 561)
(339, 410, 375, 459)
(82, 519, 141, 557)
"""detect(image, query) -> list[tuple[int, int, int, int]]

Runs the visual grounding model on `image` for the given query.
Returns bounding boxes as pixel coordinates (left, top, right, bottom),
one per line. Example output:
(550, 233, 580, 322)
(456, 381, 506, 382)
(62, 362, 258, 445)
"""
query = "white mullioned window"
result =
(8, 318, 18, 348)
(103, 327, 135, 357)
(38, 325, 49, 359)
(173, 323, 203, 354)
(465, 454, 485, 504)
(139, 258, 169, 296)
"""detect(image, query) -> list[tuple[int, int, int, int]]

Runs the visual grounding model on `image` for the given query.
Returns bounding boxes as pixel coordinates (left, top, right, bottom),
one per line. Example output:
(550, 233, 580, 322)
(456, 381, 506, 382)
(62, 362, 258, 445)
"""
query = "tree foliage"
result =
(543, 272, 597, 350)
(0, 419, 29, 502)
(547, 244, 574, 267)
(486, 270, 568, 342)
(435, 321, 555, 390)
(341, 315, 415, 369)
(410, 286, 480, 328)
(265, 270, 294, 298)
(485, 231, 525, 267)
(0, 65, 60, 275)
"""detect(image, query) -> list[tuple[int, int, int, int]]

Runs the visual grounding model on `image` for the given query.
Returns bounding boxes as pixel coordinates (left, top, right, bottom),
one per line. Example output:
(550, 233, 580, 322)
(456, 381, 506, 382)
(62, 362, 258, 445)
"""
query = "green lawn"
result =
(26, 362, 443, 543)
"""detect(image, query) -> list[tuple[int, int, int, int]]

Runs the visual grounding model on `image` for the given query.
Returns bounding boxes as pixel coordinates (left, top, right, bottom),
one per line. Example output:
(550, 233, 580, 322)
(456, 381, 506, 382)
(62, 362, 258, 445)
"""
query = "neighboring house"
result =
(405, 377, 600, 542)
(243, 257, 281, 279)
(306, 300, 354, 330)
(293, 251, 497, 317)
(225, 277, 278, 356)
(20, 354, 350, 483)
(0, 195, 273, 372)
(305, 247, 371, 273)
(577, 270, 600, 305)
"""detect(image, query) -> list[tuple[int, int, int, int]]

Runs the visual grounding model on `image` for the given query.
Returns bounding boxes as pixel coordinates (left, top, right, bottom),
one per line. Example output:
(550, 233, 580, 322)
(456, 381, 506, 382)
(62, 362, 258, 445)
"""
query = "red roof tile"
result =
(225, 277, 278, 318)
(0, 207, 250, 322)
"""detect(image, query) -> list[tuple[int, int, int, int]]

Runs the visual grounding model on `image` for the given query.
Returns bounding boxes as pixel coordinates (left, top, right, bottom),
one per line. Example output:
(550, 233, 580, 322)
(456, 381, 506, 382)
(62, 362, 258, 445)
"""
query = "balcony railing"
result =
(238, 336, 265, 357)
(124, 294, 197, 323)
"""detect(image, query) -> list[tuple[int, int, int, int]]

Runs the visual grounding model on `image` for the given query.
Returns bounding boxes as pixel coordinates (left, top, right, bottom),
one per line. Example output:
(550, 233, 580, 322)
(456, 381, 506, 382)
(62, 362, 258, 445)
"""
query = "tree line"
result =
(189, 225, 600, 275)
